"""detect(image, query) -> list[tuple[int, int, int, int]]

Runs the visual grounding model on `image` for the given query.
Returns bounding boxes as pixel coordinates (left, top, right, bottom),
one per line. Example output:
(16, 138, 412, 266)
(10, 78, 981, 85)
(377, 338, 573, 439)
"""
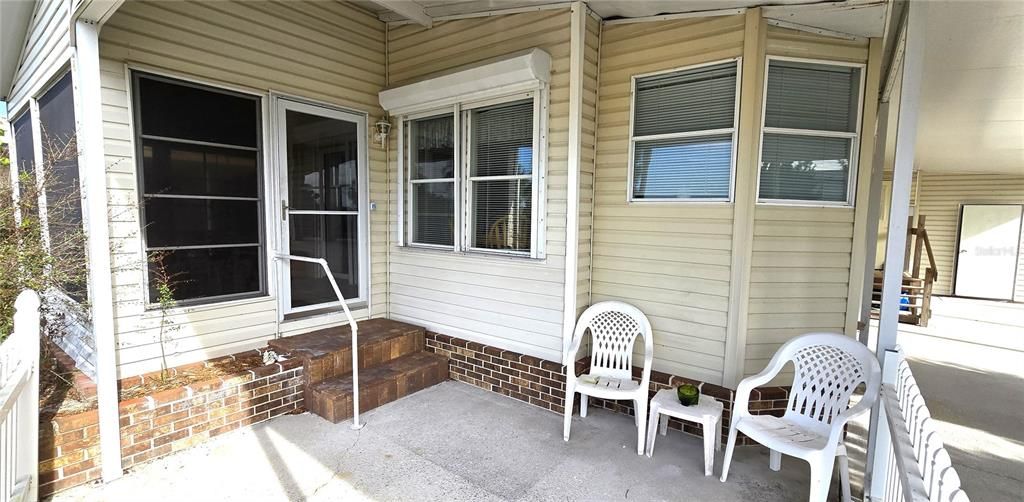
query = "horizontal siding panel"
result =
(99, 0, 387, 377)
(386, 9, 572, 362)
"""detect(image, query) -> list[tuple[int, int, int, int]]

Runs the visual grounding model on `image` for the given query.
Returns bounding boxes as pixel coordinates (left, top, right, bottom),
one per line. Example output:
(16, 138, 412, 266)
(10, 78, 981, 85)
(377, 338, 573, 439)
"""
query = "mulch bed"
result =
(40, 344, 269, 419)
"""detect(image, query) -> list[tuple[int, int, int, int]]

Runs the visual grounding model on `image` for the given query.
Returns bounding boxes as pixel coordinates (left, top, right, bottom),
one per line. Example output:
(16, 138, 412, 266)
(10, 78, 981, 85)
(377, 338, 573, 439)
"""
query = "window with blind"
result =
(133, 73, 265, 304)
(630, 60, 739, 201)
(409, 113, 456, 247)
(404, 94, 541, 257)
(758, 59, 863, 204)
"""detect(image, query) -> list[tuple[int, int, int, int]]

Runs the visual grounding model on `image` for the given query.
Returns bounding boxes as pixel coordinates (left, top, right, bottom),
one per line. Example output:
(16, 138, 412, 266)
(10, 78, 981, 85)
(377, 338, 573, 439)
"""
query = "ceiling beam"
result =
(372, 0, 432, 27)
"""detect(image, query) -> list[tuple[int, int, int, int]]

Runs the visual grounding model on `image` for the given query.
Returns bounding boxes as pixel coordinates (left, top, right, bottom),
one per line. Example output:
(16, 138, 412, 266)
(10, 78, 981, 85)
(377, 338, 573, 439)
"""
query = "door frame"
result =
(952, 202, 1024, 301)
(270, 94, 370, 318)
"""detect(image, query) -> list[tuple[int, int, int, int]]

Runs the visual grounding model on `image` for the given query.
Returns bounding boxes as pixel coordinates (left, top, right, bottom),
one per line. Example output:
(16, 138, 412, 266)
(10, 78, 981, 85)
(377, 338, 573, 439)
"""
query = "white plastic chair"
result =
(720, 333, 881, 502)
(563, 301, 654, 455)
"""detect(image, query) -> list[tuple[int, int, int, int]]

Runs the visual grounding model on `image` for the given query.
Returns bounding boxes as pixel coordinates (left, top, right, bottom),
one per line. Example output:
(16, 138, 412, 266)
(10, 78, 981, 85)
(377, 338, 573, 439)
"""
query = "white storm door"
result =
(954, 204, 1023, 300)
(275, 98, 368, 315)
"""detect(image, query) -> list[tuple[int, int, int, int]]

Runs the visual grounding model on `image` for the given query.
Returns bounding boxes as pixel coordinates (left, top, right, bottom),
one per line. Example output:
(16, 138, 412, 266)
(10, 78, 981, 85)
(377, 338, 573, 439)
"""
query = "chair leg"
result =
(837, 448, 852, 502)
(719, 423, 740, 482)
(563, 385, 575, 442)
(769, 450, 782, 471)
(580, 395, 588, 418)
(645, 404, 660, 457)
(634, 398, 647, 456)
(808, 456, 836, 502)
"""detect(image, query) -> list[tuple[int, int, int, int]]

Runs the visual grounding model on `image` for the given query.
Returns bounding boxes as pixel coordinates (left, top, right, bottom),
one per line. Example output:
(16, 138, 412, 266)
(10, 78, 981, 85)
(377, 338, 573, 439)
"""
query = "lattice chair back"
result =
(572, 301, 654, 382)
(775, 333, 879, 436)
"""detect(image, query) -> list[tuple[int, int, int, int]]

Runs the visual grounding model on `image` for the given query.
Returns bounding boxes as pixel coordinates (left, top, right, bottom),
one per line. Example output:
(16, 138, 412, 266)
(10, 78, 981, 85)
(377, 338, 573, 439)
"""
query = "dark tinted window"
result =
(142, 140, 258, 197)
(138, 76, 259, 147)
(134, 73, 264, 303)
(39, 72, 88, 302)
(12, 111, 34, 179)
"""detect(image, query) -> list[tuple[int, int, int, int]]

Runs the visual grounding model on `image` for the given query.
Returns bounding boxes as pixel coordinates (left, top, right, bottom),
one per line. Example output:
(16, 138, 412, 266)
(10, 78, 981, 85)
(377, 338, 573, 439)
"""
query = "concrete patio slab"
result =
(52, 381, 818, 501)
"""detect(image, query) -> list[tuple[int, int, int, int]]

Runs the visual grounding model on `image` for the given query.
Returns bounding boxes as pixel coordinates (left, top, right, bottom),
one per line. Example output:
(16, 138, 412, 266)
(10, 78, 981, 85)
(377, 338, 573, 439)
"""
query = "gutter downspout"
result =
(72, 5, 123, 482)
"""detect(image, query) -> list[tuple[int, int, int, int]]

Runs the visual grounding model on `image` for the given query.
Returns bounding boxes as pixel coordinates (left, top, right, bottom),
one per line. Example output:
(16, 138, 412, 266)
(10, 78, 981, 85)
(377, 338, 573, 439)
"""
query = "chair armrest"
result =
(733, 366, 784, 419)
(826, 390, 879, 447)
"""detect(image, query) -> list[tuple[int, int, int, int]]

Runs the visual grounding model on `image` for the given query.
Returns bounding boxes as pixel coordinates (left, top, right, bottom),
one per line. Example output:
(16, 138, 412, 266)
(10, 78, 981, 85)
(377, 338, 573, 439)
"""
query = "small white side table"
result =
(645, 389, 724, 476)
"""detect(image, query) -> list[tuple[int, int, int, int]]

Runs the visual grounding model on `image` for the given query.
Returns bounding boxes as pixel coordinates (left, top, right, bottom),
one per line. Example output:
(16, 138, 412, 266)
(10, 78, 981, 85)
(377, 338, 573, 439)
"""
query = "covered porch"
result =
(52, 381, 816, 501)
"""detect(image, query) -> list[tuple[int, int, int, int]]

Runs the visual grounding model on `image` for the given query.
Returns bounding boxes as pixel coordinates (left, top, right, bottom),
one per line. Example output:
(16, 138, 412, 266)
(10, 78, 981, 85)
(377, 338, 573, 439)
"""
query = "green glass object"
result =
(677, 384, 699, 406)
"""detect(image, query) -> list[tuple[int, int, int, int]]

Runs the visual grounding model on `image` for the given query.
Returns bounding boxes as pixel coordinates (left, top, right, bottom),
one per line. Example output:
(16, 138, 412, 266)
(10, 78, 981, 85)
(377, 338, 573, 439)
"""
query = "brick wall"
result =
(425, 332, 789, 446)
(39, 357, 304, 496)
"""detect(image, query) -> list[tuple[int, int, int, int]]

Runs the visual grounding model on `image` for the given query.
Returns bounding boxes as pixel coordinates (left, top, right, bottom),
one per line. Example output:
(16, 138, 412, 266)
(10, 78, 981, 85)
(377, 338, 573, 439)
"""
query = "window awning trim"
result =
(379, 49, 551, 115)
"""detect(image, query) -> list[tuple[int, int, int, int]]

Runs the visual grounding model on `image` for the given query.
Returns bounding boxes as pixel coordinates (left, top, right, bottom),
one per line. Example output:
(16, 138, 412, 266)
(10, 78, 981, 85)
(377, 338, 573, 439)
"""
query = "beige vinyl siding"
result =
(98, 0, 387, 377)
(744, 26, 870, 376)
(576, 14, 601, 316)
(913, 173, 1024, 298)
(591, 15, 746, 385)
(5, 0, 71, 112)
(385, 9, 571, 362)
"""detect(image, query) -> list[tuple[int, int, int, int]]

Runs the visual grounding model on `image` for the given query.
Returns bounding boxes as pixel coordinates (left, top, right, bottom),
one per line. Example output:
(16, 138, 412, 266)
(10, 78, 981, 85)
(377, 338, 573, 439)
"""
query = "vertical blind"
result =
(409, 114, 455, 246)
(632, 61, 738, 200)
(760, 60, 861, 203)
(470, 100, 533, 252)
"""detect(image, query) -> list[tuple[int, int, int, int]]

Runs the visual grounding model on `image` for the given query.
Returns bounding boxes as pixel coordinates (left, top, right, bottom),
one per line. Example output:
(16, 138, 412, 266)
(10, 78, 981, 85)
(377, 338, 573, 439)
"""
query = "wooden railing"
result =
(867, 348, 969, 502)
(0, 291, 40, 502)
(872, 215, 937, 326)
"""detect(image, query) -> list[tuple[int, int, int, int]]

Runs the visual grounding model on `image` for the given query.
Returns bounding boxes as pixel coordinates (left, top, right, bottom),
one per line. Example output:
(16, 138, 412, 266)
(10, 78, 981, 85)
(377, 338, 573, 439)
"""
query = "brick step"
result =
(307, 351, 448, 424)
(268, 319, 424, 385)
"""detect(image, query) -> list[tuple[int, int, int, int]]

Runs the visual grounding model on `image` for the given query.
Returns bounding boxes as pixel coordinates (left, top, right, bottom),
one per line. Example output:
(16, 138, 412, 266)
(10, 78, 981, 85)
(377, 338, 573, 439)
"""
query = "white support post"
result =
(858, 99, 891, 344)
(865, 2, 925, 498)
(73, 19, 123, 483)
(561, 1, 585, 363)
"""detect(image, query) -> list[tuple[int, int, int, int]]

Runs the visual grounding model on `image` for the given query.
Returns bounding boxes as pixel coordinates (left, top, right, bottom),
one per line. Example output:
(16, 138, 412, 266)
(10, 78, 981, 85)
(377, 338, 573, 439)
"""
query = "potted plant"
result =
(676, 383, 699, 406)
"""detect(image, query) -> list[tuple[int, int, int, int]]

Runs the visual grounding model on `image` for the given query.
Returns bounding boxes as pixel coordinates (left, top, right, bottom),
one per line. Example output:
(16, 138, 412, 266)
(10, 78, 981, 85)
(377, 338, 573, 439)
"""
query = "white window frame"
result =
(400, 88, 547, 259)
(626, 57, 742, 204)
(755, 55, 867, 207)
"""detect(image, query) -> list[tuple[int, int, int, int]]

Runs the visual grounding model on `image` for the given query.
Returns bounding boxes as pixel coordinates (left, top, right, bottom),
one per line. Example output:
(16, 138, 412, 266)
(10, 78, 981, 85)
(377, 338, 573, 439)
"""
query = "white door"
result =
(275, 98, 368, 315)
(954, 204, 1023, 300)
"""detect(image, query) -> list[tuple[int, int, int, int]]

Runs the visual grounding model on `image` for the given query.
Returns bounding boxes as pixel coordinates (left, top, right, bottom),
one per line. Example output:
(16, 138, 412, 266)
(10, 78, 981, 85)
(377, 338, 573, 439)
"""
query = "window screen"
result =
(759, 60, 861, 203)
(469, 100, 533, 252)
(133, 73, 264, 304)
(631, 61, 738, 201)
(38, 72, 88, 302)
(409, 114, 455, 246)
(12, 111, 34, 193)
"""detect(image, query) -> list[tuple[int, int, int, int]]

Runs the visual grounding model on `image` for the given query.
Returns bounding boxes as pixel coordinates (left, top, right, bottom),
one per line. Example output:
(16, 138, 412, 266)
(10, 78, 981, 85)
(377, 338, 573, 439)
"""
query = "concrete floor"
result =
(873, 296, 1024, 501)
(53, 381, 818, 502)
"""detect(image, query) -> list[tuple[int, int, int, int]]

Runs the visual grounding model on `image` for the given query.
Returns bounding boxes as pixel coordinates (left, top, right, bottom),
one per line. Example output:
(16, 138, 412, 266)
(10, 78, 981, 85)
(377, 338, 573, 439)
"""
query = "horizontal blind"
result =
(764, 61, 861, 133)
(633, 62, 737, 137)
(470, 100, 533, 252)
(759, 133, 851, 202)
(409, 114, 456, 245)
(633, 134, 733, 200)
(471, 100, 534, 177)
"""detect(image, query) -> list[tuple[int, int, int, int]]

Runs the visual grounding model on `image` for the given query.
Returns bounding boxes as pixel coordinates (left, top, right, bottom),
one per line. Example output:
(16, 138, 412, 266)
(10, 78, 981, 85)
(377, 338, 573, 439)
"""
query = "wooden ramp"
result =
(872, 215, 937, 326)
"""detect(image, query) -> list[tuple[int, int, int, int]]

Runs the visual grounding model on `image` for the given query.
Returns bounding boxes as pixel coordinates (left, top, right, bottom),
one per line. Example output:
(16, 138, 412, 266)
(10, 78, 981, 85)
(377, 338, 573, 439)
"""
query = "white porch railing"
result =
(868, 347, 969, 502)
(274, 254, 363, 429)
(1, 291, 41, 502)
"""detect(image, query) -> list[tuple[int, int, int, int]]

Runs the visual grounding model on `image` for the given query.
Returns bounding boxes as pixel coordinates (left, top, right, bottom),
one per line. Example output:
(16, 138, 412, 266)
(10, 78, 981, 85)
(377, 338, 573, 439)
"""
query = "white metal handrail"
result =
(275, 254, 362, 430)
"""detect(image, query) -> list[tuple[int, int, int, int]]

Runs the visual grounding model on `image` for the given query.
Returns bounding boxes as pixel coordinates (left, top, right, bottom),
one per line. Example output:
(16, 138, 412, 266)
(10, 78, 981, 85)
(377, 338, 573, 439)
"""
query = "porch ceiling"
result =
(916, 0, 1024, 175)
(357, 0, 887, 36)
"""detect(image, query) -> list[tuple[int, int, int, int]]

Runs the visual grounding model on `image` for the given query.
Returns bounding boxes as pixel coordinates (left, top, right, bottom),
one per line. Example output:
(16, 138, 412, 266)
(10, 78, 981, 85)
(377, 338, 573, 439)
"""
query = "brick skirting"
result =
(424, 332, 789, 446)
(39, 355, 304, 497)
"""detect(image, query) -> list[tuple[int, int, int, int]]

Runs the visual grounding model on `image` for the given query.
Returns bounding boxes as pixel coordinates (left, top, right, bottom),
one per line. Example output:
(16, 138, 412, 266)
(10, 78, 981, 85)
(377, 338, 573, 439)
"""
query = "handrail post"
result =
(866, 347, 900, 500)
(275, 255, 363, 430)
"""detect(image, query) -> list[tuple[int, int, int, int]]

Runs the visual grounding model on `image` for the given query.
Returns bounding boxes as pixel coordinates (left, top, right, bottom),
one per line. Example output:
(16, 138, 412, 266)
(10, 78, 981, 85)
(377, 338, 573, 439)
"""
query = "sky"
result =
(0, 101, 6, 117)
